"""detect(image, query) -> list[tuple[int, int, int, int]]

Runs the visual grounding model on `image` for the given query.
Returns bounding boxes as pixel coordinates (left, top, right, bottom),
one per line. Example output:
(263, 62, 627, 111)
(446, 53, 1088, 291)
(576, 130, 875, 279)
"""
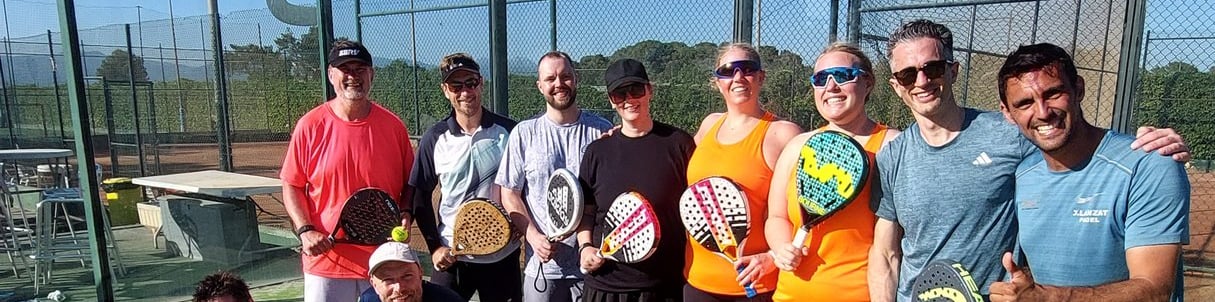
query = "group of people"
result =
(277, 18, 1193, 302)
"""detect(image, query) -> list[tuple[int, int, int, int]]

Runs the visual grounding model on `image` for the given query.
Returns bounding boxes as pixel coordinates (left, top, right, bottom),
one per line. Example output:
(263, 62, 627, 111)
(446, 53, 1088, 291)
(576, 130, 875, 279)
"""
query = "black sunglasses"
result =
(445, 78, 481, 91)
(891, 60, 954, 86)
(713, 60, 763, 79)
(609, 84, 647, 103)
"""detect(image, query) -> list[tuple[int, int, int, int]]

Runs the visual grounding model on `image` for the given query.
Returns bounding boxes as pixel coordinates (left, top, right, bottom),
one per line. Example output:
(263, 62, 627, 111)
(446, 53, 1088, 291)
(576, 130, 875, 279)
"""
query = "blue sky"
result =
(1, 0, 1211, 71)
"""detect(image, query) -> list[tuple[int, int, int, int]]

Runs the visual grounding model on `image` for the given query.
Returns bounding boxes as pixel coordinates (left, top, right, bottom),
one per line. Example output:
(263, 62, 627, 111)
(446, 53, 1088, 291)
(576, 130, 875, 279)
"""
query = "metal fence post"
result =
(1112, 0, 1148, 134)
(55, 0, 114, 299)
(490, 0, 508, 115)
(125, 24, 148, 176)
(549, 0, 557, 51)
(355, 0, 363, 41)
(410, 0, 420, 126)
(48, 30, 67, 140)
(103, 80, 118, 171)
(829, 0, 840, 43)
(0, 48, 12, 148)
(733, 0, 754, 44)
(209, 0, 234, 171)
(318, 0, 335, 100)
(847, 0, 861, 43)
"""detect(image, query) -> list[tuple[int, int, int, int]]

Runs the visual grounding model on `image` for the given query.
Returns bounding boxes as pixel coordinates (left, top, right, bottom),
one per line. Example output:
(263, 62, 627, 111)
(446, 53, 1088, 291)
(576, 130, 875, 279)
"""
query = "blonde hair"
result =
(716, 43, 762, 65)
(819, 42, 874, 77)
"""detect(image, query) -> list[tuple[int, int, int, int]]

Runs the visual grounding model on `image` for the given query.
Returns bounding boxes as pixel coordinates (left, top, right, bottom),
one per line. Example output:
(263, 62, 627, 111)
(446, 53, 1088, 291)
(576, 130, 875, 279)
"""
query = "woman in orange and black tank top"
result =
(683, 43, 802, 302)
(762, 43, 901, 302)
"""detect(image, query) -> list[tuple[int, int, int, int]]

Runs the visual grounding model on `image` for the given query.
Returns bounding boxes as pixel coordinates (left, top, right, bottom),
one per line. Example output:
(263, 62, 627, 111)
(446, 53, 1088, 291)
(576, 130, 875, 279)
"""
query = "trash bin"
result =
(101, 177, 142, 226)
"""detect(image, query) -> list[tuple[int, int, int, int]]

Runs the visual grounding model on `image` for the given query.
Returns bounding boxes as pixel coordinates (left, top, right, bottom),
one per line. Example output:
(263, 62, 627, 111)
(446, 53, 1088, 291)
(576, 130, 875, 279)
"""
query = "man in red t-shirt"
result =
(280, 39, 415, 302)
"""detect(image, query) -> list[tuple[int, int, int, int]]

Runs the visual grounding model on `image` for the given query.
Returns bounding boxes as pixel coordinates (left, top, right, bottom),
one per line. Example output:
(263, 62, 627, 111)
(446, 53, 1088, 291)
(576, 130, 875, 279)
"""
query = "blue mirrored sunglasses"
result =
(811, 67, 866, 89)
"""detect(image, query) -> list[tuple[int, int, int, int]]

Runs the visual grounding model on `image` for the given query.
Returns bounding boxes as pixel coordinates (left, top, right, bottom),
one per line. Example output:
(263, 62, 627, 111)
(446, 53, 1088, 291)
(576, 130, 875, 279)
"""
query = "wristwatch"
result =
(295, 225, 317, 237)
(579, 242, 595, 252)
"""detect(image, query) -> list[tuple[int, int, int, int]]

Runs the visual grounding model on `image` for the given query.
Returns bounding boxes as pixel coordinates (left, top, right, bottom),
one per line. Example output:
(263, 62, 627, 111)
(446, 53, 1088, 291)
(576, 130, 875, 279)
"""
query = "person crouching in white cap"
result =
(359, 242, 463, 302)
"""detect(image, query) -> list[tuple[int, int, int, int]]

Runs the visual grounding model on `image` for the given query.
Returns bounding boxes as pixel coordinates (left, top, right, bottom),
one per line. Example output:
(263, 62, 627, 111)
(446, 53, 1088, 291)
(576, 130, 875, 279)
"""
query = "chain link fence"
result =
(0, 0, 1211, 299)
(1134, 0, 1215, 271)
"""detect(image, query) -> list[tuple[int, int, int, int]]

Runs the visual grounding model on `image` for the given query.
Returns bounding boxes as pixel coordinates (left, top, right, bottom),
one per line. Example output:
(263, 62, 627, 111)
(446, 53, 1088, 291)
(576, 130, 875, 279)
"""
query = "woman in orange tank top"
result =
(683, 43, 802, 301)
(763, 43, 901, 302)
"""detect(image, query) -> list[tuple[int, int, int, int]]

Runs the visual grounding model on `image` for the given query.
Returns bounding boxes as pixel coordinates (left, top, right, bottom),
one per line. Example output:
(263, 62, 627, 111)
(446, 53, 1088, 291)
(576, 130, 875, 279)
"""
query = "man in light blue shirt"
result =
(988, 43, 1189, 302)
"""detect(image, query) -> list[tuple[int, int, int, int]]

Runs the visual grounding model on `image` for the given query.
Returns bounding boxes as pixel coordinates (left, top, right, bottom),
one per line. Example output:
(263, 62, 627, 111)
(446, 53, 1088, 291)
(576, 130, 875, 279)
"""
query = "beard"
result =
(545, 88, 577, 110)
(341, 89, 368, 101)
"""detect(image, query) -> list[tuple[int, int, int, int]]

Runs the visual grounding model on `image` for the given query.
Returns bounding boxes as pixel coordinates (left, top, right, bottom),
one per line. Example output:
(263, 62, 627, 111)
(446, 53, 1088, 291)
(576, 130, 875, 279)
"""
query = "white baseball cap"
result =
(368, 242, 419, 274)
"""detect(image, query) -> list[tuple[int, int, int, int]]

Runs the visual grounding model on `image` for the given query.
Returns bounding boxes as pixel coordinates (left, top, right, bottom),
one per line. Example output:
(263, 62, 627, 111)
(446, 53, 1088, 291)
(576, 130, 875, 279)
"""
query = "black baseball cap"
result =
(605, 58, 649, 92)
(441, 56, 481, 82)
(328, 41, 372, 67)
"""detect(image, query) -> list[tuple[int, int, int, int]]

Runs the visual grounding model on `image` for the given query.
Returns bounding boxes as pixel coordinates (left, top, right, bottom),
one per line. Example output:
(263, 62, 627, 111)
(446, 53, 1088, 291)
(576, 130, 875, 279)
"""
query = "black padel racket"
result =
(450, 198, 514, 257)
(329, 188, 402, 245)
(594, 192, 660, 265)
(791, 130, 870, 247)
(912, 259, 985, 302)
(679, 176, 756, 297)
(545, 168, 583, 242)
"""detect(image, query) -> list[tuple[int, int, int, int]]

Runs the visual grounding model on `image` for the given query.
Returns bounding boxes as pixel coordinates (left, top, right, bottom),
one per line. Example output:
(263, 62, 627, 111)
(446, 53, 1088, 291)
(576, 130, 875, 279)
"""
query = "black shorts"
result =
(582, 285, 681, 302)
(429, 249, 522, 302)
(681, 284, 773, 302)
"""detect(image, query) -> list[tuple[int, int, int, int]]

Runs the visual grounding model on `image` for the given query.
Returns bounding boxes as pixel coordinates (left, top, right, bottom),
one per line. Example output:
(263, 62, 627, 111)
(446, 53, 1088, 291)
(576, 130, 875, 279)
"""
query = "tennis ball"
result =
(391, 226, 409, 242)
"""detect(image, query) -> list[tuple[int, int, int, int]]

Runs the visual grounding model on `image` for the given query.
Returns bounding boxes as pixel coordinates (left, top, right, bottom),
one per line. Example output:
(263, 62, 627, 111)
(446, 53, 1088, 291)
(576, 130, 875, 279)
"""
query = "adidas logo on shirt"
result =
(972, 152, 992, 166)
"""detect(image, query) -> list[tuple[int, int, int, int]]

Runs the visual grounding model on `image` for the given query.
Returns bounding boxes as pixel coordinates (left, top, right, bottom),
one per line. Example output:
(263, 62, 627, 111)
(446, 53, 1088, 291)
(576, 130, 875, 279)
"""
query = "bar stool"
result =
(28, 193, 127, 294)
(0, 165, 35, 278)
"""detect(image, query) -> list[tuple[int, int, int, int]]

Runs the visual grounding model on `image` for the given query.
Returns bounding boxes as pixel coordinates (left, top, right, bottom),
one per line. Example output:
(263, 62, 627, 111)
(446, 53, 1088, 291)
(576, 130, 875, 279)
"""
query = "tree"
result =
(225, 44, 288, 83)
(96, 49, 149, 82)
(1136, 61, 1215, 159)
(275, 26, 321, 81)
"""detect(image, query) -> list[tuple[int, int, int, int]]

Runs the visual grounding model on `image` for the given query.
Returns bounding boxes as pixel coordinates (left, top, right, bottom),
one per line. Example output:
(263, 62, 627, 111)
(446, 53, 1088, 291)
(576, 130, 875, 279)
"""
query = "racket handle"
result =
(738, 266, 758, 298)
(791, 226, 809, 249)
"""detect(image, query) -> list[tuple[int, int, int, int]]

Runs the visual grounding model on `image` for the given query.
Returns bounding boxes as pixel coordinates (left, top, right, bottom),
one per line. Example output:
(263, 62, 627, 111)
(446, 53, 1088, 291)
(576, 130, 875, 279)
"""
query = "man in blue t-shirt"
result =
(986, 43, 1189, 302)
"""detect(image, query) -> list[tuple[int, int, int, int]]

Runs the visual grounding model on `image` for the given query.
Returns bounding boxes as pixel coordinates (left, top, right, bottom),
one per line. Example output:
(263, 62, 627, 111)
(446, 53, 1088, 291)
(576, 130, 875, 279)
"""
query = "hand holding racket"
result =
(328, 188, 403, 246)
(580, 192, 661, 274)
(989, 252, 1033, 302)
(788, 131, 870, 255)
(913, 259, 985, 302)
(680, 177, 758, 297)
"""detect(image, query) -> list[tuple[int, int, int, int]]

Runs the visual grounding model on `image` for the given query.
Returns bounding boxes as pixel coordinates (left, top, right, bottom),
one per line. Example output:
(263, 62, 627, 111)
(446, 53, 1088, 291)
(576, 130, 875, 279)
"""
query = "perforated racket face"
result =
(545, 168, 583, 240)
(912, 260, 985, 302)
(335, 188, 401, 245)
(599, 192, 660, 263)
(795, 131, 870, 223)
(679, 177, 749, 259)
(452, 199, 512, 256)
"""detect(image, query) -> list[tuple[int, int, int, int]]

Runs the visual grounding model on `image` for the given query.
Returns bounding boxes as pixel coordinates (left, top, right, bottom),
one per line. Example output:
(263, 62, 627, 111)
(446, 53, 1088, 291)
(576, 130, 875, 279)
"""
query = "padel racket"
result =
(599, 192, 661, 262)
(679, 176, 756, 297)
(545, 168, 583, 242)
(328, 188, 402, 245)
(912, 259, 985, 302)
(790, 130, 870, 247)
(582, 192, 660, 274)
(450, 198, 513, 257)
